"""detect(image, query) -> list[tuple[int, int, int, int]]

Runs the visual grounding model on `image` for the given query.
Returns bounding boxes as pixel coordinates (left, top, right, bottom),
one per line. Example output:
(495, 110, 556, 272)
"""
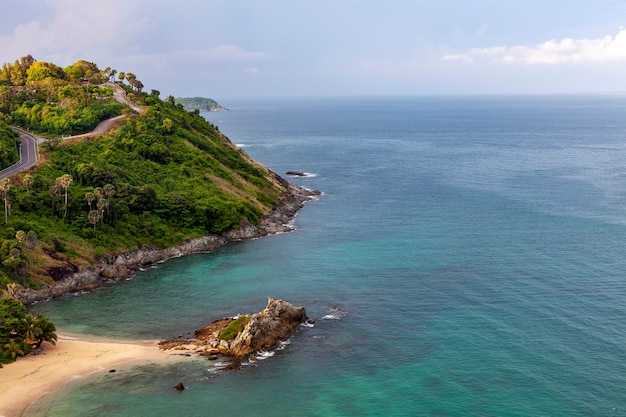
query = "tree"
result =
(88, 210, 99, 230)
(26, 61, 66, 82)
(19, 314, 42, 346)
(85, 192, 95, 210)
(55, 174, 73, 219)
(33, 314, 57, 347)
(15, 230, 25, 248)
(96, 197, 107, 223)
(134, 80, 144, 93)
(118, 71, 125, 83)
(25, 231, 37, 250)
(162, 118, 174, 134)
(109, 69, 117, 83)
(125, 72, 136, 89)
(0, 178, 10, 224)
(3, 339, 24, 360)
(21, 174, 33, 194)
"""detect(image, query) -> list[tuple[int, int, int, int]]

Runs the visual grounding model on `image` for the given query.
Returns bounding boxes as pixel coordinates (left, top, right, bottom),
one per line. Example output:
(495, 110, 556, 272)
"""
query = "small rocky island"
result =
(159, 298, 309, 368)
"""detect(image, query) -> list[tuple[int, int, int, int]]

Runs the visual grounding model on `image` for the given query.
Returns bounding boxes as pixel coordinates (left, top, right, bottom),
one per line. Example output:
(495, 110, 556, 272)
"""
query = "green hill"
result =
(175, 97, 228, 112)
(0, 56, 292, 290)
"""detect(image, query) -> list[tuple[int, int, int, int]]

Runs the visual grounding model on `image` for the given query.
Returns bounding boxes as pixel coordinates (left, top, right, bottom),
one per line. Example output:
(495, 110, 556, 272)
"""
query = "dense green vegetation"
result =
(175, 97, 228, 112)
(0, 56, 285, 288)
(0, 56, 287, 360)
(1, 56, 129, 136)
(218, 315, 251, 341)
(0, 291, 57, 365)
(0, 120, 19, 169)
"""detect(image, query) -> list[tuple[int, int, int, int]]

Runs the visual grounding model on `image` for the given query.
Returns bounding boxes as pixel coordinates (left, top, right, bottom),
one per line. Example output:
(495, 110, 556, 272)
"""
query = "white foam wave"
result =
(286, 172, 317, 178)
(321, 306, 348, 320)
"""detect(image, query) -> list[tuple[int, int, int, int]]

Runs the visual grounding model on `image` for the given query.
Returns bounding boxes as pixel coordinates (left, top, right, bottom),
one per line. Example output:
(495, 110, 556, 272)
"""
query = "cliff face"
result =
(17, 184, 319, 304)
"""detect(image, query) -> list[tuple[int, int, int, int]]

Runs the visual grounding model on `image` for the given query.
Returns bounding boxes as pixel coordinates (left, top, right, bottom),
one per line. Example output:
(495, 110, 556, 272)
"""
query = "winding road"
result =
(0, 129, 41, 179)
(0, 83, 141, 180)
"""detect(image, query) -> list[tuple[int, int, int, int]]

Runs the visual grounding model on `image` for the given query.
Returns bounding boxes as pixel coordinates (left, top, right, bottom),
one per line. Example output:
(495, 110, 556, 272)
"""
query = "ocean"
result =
(26, 95, 626, 416)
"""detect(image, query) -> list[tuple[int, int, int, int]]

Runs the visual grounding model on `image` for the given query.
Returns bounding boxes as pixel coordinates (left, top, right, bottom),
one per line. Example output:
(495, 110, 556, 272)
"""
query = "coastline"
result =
(0, 334, 187, 417)
(0, 181, 319, 417)
(17, 181, 320, 305)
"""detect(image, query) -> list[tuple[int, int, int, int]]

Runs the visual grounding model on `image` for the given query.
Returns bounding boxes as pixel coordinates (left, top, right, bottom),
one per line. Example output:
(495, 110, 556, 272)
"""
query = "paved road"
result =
(0, 129, 41, 179)
(105, 82, 143, 113)
(0, 83, 141, 179)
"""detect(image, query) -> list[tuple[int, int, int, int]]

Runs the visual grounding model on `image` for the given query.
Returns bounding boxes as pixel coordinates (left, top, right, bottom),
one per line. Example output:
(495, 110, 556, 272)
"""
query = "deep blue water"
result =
(26, 95, 626, 416)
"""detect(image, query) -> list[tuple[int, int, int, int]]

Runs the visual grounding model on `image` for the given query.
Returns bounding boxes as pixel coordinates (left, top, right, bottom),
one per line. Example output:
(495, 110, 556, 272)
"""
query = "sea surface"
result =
(26, 95, 626, 416)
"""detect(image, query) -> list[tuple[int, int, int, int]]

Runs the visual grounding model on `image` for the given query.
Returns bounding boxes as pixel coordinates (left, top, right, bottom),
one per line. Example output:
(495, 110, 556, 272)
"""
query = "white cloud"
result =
(0, 0, 152, 65)
(443, 28, 626, 65)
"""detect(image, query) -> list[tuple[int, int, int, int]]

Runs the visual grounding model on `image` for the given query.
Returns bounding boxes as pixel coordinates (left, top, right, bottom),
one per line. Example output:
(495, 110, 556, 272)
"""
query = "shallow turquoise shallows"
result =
(28, 96, 626, 417)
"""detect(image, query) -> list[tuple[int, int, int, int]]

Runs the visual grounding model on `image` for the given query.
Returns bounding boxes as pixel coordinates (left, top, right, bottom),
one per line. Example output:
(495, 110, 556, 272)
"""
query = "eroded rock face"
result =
(159, 298, 308, 366)
(224, 298, 308, 357)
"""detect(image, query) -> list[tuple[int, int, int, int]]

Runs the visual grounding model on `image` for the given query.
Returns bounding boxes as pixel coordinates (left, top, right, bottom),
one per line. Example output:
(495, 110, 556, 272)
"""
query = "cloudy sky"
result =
(1, 0, 626, 99)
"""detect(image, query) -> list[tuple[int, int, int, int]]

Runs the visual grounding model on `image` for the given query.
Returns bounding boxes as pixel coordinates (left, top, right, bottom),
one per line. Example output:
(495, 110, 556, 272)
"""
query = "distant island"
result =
(175, 97, 228, 112)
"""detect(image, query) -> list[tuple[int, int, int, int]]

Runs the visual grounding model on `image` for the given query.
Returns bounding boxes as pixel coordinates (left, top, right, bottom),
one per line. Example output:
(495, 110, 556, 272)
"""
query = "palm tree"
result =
(96, 197, 108, 223)
(3, 339, 24, 360)
(55, 174, 73, 219)
(33, 314, 57, 347)
(15, 230, 25, 248)
(125, 72, 136, 89)
(2, 282, 20, 299)
(85, 192, 95, 210)
(22, 174, 33, 194)
(88, 210, 99, 230)
(0, 178, 10, 224)
(19, 314, 42, 346)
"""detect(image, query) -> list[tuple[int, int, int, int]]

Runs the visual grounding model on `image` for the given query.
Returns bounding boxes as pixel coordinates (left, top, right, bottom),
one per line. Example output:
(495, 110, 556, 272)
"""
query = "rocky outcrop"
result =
(160, 298, 309, 366)
(223, 298, 308, 357)
(17, 183, 320, 305)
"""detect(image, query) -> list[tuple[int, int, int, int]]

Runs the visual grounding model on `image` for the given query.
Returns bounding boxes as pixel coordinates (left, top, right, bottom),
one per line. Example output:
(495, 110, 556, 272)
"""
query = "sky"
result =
(1, 0, 626, 99)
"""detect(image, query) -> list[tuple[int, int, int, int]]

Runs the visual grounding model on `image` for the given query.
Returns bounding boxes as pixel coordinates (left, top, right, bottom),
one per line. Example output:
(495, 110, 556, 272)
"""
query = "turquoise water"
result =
(27, 96, 626, 416)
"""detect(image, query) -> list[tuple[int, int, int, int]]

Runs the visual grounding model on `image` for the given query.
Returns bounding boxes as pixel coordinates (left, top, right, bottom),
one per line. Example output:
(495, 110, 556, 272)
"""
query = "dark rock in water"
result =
(286, 171, 306, 177)
(109, 369, 116, 373)
(174, 382, 185, 391)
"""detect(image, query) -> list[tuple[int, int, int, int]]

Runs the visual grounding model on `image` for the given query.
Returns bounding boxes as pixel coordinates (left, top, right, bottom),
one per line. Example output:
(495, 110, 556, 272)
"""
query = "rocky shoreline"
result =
(17, 182, 320, 305)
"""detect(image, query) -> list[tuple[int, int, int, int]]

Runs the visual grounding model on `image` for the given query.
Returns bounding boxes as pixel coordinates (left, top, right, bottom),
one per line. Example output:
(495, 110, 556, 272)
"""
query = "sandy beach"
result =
(0, 334, 181, 417)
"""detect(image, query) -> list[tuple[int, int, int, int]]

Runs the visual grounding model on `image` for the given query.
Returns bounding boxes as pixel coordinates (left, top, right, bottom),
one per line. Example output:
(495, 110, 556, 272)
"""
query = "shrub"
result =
(218, 315, 250, 341)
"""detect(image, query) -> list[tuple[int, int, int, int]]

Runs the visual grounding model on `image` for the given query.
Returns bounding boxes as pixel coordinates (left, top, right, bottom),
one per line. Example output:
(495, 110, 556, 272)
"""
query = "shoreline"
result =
(16, 181, 319, 305)
(0, 334, 187, 417)
(0, 182, 320, 417)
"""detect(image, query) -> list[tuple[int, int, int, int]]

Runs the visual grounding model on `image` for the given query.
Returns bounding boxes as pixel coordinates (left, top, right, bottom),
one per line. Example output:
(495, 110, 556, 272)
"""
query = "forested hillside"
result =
(0, 55, 287, 291)
(175, 97, 228, 112)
